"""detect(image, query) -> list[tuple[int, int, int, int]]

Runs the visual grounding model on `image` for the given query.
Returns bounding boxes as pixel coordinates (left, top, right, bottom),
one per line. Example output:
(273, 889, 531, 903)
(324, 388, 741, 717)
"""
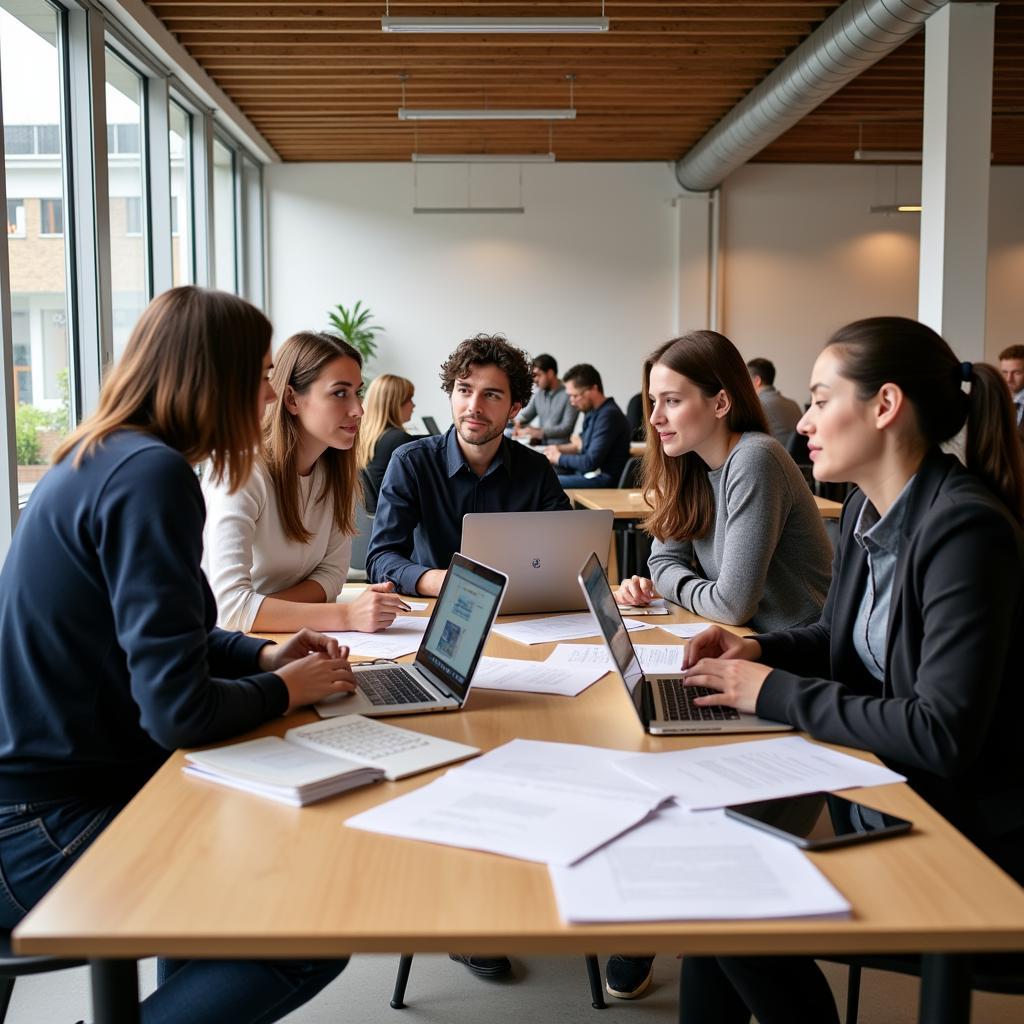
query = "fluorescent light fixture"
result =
(412, 152, 556, 164)
(869, 204, 922, 214)
(413, 207, 525, 214)
(399, 108, 575, 121)
(854, 149, 922, 162)
(382, 17, 609, 33)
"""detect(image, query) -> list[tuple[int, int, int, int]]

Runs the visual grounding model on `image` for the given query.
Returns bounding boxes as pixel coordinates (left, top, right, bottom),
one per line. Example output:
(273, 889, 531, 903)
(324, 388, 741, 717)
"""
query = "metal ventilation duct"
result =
(675, 0, 948, 191)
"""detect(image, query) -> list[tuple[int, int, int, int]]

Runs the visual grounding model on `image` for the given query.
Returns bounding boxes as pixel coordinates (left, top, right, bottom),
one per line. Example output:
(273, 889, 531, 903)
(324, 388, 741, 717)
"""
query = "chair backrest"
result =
(617, 456, 643, 489)
(350, 502, 374, 573)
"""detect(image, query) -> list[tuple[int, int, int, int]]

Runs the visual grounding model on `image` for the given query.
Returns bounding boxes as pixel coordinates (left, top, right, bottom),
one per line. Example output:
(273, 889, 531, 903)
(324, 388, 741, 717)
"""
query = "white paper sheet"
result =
(549, 805, 850, 922)
(656, 622, 712, 639)
(469, 656, 606, 697)
(345, 741, 670, 866)
(325, 615, 430, 659)
(491, 612, 653, 646)
(544, 643, 686, 673)
(614, 736, 905, 810)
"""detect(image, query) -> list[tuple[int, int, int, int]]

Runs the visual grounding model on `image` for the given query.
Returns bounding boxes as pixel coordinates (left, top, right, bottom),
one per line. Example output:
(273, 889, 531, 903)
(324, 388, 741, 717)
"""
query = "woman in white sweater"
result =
(203, 330, 407, 633)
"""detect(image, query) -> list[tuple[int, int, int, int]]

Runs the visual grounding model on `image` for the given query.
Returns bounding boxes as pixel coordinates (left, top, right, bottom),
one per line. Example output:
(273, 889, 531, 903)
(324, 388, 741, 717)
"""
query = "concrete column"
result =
(674, 188, 721, 335)
(917, 2, 996, 361)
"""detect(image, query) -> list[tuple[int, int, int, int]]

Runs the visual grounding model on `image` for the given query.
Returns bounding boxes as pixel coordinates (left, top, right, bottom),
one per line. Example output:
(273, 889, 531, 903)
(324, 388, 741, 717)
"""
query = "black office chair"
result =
(828, 953, 1024, 1024)
(616, 458, 650, 580)
(0, 929, 85, 1022)
(389, 953, 607, 1010)
(625, 393, 645, 442)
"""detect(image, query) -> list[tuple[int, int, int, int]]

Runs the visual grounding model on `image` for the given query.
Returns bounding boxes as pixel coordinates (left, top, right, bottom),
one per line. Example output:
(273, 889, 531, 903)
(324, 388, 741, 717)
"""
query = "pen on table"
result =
(396, 598, 413, 613)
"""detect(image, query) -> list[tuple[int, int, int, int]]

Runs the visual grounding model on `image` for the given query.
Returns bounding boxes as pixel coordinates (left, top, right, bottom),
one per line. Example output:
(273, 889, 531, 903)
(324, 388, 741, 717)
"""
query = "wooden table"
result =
(15, 604, 1024, 1024)
(567, 488, 842, 521)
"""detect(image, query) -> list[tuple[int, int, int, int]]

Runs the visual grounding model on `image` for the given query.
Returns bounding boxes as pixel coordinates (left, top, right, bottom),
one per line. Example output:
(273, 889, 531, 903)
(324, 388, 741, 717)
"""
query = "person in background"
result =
(998, 344, 1024, 436)
(514, 353, 577, 444)
(358, 373, 417, 513)
(543, 363, 631, 488)
(747, 357, 803, 448)
(367, 334, 570, 601)
(679, 317, 1024, 1023)
(203, 331, 407, 635)
(606, 331, 832, 1001)
(0, 286, 353, 1023)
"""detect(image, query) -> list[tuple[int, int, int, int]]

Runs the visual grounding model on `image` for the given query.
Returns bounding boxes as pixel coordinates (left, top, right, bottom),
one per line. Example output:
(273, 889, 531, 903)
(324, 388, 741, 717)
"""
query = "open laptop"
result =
(316, 553, 507, 718)
(461, 510, 614, 614)
(578, 552, 792, 735)
(422, 415, 442, 435)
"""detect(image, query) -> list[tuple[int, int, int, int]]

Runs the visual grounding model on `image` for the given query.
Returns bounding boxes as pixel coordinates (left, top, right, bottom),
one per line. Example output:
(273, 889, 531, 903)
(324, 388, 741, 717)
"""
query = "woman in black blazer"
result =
(678, 317, 1024, 1024)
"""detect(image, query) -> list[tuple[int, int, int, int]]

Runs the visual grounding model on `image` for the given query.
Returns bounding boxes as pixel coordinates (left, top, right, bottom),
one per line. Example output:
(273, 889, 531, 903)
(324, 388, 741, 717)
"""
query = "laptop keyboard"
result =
(293, 717, 429, 760)
(656, 679, 741, 722)
(358, 667, 438, 706)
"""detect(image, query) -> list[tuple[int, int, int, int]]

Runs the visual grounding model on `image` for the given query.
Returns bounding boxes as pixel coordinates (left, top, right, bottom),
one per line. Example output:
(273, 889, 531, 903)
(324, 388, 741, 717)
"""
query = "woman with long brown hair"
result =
(678, 317, 1024, 1022)
(0, 286, 352, 1021)
(204, 331, 407, 633)
(357, 372, 416, 513)
(606, 331, 834, 1000)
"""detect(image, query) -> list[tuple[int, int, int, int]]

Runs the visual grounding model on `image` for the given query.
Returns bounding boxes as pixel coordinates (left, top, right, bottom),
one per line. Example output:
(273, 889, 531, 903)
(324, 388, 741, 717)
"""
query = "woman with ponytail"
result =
(678, 317, 1024, 1023)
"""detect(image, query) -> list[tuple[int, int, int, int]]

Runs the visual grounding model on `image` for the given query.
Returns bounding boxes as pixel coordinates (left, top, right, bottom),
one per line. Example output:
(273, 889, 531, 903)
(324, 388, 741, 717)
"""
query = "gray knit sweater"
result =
(648, 432, 832, 631)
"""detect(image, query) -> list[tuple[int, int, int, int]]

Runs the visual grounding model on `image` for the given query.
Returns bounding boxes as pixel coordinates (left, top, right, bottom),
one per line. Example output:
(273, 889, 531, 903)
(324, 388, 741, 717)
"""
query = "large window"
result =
(2, 0, 73, 503)
(105, 48, 149, 359)
(239, 153, 263, 307)
(212, 136, 236, 292)
(169, 100, 193, 286)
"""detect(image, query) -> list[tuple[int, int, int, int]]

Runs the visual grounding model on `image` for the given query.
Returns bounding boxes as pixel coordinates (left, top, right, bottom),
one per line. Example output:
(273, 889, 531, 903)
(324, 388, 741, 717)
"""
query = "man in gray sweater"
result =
(747, 357, 803, 449)
(514, 353, 577, 444)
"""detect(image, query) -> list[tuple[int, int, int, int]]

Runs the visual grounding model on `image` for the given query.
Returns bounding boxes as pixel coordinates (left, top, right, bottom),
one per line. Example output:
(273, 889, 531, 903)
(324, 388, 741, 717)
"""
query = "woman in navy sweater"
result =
(0, 287, 356, 1022)
(678, 317, 1024, 1023)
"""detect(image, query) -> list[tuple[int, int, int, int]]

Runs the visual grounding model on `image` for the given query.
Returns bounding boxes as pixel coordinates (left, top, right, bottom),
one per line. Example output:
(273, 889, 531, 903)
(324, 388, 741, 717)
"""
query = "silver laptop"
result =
(578, 552, 793, 735)
(461, 510, 614, 614)
(317, 553, 507, 718)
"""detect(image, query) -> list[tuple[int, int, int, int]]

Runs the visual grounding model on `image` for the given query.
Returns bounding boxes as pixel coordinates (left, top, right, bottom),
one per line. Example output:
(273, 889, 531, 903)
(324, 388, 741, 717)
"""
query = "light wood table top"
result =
(568, 488, 843, 521)
(15, 602, 1024, 963)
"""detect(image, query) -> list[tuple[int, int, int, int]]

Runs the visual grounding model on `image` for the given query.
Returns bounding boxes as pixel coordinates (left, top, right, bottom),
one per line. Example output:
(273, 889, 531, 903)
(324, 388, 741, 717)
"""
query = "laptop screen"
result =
(578, 552, 646, 723)
(416, 554, 507, 701)
(422, 416, 441, 435)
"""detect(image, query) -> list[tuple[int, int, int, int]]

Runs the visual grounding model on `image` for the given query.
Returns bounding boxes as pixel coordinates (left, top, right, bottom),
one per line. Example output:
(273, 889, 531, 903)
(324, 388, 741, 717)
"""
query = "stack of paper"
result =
(544, 643, 686, 673)
(470, 656, 607, 697)
(549, 805, 850, 922)
(346, 739, 671, 866)
(656, 622, 712, 639)
(184, 736, 383, 807)
(492, 612, 653, 646)
(325, 615, 430, 659)
(614, 736, 905, 810)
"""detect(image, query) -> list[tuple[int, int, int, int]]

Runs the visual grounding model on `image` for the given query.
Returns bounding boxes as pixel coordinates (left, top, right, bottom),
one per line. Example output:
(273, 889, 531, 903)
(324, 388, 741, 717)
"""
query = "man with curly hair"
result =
(367, 334, 570, 600)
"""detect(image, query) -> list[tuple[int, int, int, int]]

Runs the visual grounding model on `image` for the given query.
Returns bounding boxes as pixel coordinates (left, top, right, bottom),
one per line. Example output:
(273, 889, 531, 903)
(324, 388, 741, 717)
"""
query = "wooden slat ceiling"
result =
(147, 1, 1024, 164)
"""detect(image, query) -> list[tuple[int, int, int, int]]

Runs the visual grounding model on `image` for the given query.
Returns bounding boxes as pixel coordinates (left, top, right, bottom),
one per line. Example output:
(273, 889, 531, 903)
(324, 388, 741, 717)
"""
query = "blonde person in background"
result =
(203, 331, 407, 634)
(357, 373, 416, 513)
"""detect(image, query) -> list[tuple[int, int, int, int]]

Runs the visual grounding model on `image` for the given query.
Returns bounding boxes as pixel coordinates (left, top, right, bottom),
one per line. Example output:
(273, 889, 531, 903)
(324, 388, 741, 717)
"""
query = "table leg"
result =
(918, 954, 972, 1024)
(90, 959, 140, 1024)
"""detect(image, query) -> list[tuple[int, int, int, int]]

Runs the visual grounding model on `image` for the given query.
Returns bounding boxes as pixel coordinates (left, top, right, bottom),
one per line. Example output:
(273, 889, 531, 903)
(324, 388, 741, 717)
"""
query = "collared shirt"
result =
(557, 396, 631, 482)
(517, 383, 577, 443)
(851, 476, 917, 682)
(366, 427, 572, 594)
(1014, 390, 1024, 427)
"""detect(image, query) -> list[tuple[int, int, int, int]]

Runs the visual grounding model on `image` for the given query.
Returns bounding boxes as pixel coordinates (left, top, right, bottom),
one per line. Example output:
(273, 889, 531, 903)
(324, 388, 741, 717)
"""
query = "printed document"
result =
(492, 612, 653, 646)
(549, 805, 850, 922)
(325, 615, 430, 659)
(470, 656, 607, 697)
(346, 739, 670, 865)
(614, 736, 905, 810)
(545, 643, 686, 673)
(656, 622, 712, 639)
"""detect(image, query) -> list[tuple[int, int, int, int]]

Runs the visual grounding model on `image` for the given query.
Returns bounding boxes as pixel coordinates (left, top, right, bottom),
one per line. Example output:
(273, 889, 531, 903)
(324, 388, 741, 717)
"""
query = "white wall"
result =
(266, 160, 1024, 423)
(266, 162, 680, 427)
(720, 163, 1024, 402)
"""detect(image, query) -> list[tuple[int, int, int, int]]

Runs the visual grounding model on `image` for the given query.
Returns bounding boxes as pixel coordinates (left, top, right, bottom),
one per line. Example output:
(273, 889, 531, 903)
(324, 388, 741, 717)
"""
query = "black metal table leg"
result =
(90, 959, 140, 1024)
(919, 954, 972, 1024)
(391, 954, 413, 1009)
(585, 954, 607, 1009)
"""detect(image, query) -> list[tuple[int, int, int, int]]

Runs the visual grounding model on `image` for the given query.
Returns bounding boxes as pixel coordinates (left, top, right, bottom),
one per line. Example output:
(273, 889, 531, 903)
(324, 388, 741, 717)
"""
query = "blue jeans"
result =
(555, 472, 615, 488)
(0, 799, 346, 1024)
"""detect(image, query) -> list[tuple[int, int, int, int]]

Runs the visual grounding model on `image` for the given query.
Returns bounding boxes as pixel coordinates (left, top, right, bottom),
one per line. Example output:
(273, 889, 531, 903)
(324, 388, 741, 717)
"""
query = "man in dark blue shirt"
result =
(367, 334, 571, 597)
(543, 363, 631, 487)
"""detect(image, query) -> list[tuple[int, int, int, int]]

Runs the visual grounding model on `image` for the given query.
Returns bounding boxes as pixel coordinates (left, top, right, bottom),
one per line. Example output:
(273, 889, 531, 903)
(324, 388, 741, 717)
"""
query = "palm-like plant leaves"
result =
(327, 300, 384, 364)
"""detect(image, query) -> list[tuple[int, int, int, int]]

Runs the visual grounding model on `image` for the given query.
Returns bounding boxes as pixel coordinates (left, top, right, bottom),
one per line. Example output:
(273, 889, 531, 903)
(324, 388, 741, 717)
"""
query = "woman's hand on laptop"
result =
(616, 576, 657, 606)
(260, 629, 358, 713)
(680, 657, 771, 715)
(682, 626, 761, 668)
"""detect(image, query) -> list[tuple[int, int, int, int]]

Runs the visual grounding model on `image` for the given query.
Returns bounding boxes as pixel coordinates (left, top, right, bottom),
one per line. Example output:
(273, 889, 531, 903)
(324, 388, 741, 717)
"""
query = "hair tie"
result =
(960, 361, 973, 382)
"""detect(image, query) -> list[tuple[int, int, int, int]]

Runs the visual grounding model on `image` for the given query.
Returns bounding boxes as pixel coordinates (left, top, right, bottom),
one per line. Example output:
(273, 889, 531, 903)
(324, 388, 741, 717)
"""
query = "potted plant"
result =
(327, 300, 384, 366)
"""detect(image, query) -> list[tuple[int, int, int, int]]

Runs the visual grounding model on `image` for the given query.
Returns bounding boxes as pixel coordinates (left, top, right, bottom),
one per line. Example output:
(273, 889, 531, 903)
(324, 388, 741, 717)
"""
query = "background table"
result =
(567, 487, 842, 520)
(15, 603, 1024, 1024)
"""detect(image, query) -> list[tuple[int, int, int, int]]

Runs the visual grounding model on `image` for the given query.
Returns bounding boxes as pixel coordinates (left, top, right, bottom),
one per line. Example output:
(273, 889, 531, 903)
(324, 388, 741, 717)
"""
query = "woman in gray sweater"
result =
(617, 330, 832, 633)
(606, 330, 833, 1001)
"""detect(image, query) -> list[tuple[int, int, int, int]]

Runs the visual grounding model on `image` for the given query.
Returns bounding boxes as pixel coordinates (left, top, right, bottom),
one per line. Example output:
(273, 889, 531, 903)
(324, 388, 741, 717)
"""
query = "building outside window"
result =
(39, 196, 62, 236)
(6, 197, 24, 236)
